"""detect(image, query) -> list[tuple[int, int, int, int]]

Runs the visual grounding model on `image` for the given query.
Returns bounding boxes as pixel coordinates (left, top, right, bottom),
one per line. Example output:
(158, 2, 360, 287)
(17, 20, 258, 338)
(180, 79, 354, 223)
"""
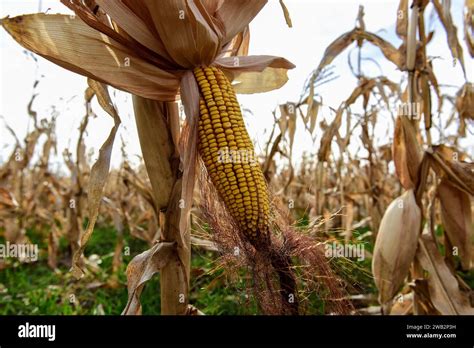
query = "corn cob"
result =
(193, 66, 270, 244)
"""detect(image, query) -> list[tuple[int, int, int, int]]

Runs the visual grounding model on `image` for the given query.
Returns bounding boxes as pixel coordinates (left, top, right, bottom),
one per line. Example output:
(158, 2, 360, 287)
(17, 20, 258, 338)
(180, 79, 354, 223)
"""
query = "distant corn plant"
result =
(259, 0, 474, 315)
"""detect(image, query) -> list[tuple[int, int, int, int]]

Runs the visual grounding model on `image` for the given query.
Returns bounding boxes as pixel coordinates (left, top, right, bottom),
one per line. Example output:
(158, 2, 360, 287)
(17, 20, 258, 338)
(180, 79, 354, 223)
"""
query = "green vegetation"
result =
(0, 227, 259, 315)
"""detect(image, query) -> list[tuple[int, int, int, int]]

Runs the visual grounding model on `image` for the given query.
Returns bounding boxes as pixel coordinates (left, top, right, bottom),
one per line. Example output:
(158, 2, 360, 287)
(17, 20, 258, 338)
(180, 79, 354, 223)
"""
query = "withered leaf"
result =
(432, 0, 466, 76)
(416, 230, 474, 314)
(71, 80, 121, 279)
(437, 179, 473, 270)
(279, 0, 293, 28)
(122, 242, 176, 315)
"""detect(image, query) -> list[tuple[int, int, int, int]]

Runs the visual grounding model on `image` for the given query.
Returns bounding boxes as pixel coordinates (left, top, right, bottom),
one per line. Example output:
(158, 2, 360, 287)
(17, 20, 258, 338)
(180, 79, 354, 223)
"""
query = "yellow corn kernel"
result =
(193, 66, 270, 243)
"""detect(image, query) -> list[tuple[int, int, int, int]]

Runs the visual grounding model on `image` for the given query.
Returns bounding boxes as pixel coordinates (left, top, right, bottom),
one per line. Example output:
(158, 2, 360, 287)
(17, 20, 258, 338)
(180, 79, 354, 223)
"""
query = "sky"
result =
(0, 0, 472, 173)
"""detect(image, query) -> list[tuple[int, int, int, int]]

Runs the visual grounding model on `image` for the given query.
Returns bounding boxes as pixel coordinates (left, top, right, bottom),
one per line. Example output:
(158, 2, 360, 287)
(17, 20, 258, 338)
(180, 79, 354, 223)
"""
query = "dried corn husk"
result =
(372, 189, 421, 306)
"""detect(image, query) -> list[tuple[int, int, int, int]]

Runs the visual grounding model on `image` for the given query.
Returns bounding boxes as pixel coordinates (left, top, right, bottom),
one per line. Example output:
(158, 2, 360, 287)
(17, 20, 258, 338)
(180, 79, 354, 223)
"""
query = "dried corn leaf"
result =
(429, 145, 474, 196)
(1, 14, 181, 101)
(307, 99, 320, 134)
(122, 241, 176, 315)
(278, 104, 288, 135)
(313, 28, 403, 82)
(416, 229, 474, 314)
(396, 0, 409, 39)
(465, 0, 474, 56)
(456, 83, 474, 120)
(313, 29, 358, 80)
(72, 80, 121, 278)
(420, 74, 432, 130)
(438, 179, 473, 270)
(279, 0, 293, 28)
(432, 0, 466, 76)
(359, 31, 404, 69)
(390, 292, 413, 315)
(287, 103, 296, 154)
(344, 200, 354, 242)
(0, 187, 18, 212)
(318, 108, 343, 162)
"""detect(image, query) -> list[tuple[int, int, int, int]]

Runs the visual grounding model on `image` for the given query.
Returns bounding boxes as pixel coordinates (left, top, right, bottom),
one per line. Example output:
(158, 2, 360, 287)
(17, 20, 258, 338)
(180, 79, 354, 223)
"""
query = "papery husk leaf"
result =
(60, 0, 166, 67)
(216, 55, 295, 94)
(229, 26, 250, 57)
(372, 189, 421, 306)
(438, 179, 473, 270)
(230, 68, 291, 94)
(72, 80, 121, 278)
(393, 115, 423, 190)
(215, 0, 267, 44)
(1, 14, 181, 101)
(416, 229, 474, 314)
(95, 0, 173, 62)
(177, 71, 199, 255)
(143, 0, 220, 68)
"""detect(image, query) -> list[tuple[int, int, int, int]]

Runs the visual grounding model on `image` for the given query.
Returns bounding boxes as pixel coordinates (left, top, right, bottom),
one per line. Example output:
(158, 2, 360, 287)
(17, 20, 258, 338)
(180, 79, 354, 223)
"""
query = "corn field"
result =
(0, 0, 473, 317)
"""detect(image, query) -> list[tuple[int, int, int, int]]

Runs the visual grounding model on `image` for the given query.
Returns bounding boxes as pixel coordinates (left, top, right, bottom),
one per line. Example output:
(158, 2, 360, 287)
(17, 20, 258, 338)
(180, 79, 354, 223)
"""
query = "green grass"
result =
(0, 226, 259, 315)
(4, 222, 469, 315)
